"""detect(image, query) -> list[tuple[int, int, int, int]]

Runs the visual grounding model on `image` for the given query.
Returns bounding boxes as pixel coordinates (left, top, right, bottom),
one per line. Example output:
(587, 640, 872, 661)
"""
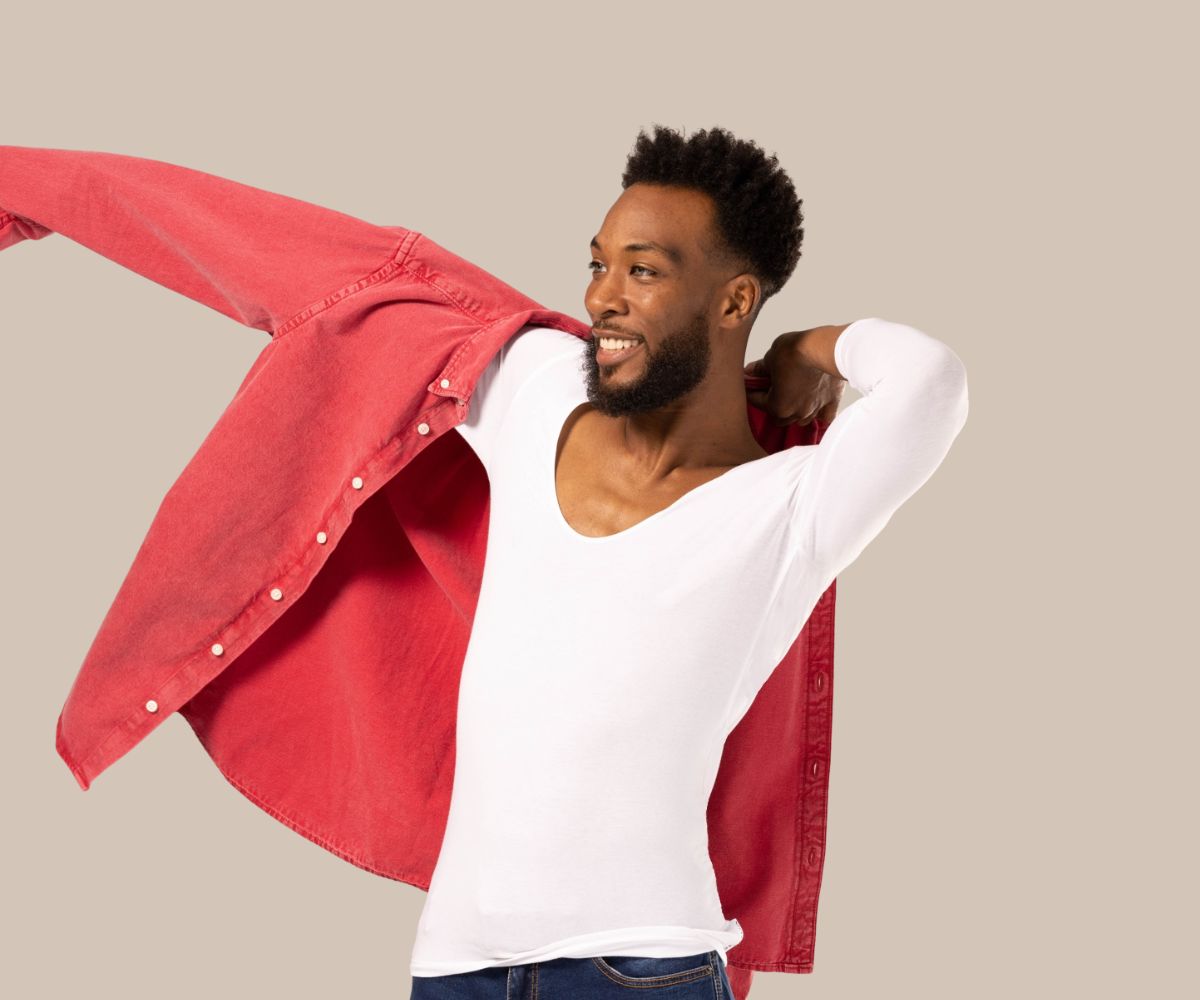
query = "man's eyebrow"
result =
(590, 236, 683, 266)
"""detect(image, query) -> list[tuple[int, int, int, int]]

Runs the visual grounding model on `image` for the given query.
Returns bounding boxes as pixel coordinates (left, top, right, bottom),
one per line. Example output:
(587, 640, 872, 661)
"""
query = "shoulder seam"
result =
(271, 230, 420, 340)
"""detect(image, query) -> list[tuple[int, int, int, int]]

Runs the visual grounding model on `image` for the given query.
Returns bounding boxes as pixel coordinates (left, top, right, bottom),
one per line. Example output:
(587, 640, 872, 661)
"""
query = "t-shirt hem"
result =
(410, 921, 743, 977)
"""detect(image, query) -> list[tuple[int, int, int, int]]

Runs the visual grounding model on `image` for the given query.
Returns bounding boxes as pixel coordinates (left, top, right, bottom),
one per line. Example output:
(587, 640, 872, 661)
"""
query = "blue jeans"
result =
(410, 950, 735, 999)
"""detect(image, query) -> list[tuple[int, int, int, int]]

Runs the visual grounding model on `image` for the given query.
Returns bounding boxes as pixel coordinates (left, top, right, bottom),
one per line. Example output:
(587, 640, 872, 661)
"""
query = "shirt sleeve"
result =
(0, 145, 407, 336)
(788, 316, 970, 585)
(455, 325, 586, 473)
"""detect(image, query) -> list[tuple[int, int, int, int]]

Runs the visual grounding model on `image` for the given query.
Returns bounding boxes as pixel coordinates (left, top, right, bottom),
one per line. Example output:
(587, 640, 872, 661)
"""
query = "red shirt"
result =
(1, 146, 838, 1000)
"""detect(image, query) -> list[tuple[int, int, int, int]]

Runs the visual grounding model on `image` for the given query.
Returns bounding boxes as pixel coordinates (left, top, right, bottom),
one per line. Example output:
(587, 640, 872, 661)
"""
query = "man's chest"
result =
(553, 402, 756, 541)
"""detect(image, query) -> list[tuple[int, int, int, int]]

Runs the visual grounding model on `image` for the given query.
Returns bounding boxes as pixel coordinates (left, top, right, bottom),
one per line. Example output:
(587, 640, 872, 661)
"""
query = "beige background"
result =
(2, 2, 1195, 997)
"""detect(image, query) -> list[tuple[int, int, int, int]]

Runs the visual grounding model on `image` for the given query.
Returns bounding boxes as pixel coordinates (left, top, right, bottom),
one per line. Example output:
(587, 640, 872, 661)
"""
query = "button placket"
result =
(142, 465, 376, 726)
(148, 387, 467, 731)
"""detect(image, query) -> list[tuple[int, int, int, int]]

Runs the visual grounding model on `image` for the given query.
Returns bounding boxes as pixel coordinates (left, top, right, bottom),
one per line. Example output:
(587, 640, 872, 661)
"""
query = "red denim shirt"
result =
(1, 146, 838, 1000)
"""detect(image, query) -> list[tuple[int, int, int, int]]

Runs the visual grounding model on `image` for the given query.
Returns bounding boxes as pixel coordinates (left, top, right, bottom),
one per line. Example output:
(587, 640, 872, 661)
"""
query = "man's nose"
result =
(585, 271, 625, 318)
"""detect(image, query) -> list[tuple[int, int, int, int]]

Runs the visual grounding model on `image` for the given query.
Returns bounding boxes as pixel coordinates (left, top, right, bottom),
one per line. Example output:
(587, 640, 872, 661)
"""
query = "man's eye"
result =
(587, 261, 655, 277)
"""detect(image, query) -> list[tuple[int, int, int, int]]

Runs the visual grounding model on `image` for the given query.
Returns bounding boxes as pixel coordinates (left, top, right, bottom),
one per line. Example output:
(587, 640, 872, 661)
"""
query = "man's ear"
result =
(721, 273, 760, 327)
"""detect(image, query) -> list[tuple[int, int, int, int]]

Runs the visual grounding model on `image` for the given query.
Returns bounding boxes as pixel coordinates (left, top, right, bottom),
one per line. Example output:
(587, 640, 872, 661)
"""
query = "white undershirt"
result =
(408, 318, 968, 976)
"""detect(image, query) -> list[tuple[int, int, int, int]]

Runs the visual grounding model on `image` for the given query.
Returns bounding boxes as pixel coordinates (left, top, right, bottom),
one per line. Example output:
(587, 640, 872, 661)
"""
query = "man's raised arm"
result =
(788, 316, 970, 582)
(0, 145, 408, 335)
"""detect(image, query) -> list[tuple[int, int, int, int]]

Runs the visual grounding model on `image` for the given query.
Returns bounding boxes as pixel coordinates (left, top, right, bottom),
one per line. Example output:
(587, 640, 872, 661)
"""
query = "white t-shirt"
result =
(408, 317, 968, 976)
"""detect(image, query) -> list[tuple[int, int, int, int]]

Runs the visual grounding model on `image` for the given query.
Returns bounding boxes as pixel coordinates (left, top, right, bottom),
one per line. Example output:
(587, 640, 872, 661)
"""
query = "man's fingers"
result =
(816, 397, 841, 424)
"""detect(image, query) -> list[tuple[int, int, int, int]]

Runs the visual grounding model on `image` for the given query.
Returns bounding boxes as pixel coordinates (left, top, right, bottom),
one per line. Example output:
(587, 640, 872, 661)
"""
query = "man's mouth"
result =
(595, 334, 643, 366)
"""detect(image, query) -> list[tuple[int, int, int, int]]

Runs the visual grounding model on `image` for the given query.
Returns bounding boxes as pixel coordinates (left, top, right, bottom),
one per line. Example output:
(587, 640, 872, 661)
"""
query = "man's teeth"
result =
(600, 337, 639, 351)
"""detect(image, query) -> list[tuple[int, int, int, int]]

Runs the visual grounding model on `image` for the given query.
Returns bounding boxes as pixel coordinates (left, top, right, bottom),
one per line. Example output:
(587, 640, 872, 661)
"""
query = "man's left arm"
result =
(785, 317, 970, 581)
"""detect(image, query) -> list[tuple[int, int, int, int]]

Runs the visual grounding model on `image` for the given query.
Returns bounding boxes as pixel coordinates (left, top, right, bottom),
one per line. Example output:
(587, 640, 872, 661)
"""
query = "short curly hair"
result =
(621, 124, 804, 310)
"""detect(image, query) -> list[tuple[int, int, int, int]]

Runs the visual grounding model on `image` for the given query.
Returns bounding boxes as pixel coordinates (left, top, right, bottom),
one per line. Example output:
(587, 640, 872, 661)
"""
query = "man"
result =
(406, 125, 969, 997)
(1, 125, 967, 1000)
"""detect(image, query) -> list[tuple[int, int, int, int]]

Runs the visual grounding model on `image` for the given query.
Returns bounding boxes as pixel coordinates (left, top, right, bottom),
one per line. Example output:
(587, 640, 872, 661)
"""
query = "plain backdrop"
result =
(2, 2, 1195, 998)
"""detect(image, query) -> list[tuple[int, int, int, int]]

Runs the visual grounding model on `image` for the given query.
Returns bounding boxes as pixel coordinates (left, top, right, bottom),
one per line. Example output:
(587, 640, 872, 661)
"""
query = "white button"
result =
(316, 531, 328, 544)
(145, 699, 159, 713)
(351, 476, 363, 489)
(417, 422, 430, 435)
(440, 378, 451, 388)
(211, 643, 224, 656)
(270, 587, 283, 601)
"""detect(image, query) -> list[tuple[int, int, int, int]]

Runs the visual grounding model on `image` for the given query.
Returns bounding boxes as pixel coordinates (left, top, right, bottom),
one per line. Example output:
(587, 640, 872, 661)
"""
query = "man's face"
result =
(583, 183, 722, 418)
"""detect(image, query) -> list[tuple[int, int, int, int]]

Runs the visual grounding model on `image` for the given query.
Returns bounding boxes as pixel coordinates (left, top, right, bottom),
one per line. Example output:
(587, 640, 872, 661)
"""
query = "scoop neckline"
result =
(549, 399, 785, 544)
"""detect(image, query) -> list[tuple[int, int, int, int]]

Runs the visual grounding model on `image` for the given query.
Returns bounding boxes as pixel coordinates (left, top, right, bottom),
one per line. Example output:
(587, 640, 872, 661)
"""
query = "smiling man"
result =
(407, 125, 970, 998)
(1, 125, 970, 1000)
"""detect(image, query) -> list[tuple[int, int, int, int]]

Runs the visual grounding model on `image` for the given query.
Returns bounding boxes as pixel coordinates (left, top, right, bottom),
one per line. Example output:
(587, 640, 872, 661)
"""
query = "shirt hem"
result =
(410, 921, 743, 977)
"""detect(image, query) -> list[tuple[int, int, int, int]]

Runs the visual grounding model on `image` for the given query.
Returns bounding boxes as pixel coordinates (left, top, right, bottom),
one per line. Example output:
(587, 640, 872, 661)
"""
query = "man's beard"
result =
(583, 310, 712, 418)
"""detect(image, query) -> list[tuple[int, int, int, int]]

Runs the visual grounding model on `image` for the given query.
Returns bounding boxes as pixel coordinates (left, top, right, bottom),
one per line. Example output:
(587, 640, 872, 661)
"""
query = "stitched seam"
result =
(396, 242, 498, 323)
(436, 315, 507, 388)
(270, 230, 419, 340)
(783, 586, 835, 967)
(591, 957, 713, 988)
(199, 745, 430, 886)
(70, 392, 462, 784)
(436, 315, 587, 402)
(728, 957, 813, 973)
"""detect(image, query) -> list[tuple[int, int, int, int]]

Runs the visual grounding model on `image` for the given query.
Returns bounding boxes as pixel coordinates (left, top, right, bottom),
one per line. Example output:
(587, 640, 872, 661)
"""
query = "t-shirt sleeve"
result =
(788, 316, 970, 587)
(455, 325, 586, 472)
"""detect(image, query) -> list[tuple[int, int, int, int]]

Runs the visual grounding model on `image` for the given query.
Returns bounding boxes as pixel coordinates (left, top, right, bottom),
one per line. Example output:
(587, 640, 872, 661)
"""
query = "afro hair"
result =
(621, 124, 804, 309)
